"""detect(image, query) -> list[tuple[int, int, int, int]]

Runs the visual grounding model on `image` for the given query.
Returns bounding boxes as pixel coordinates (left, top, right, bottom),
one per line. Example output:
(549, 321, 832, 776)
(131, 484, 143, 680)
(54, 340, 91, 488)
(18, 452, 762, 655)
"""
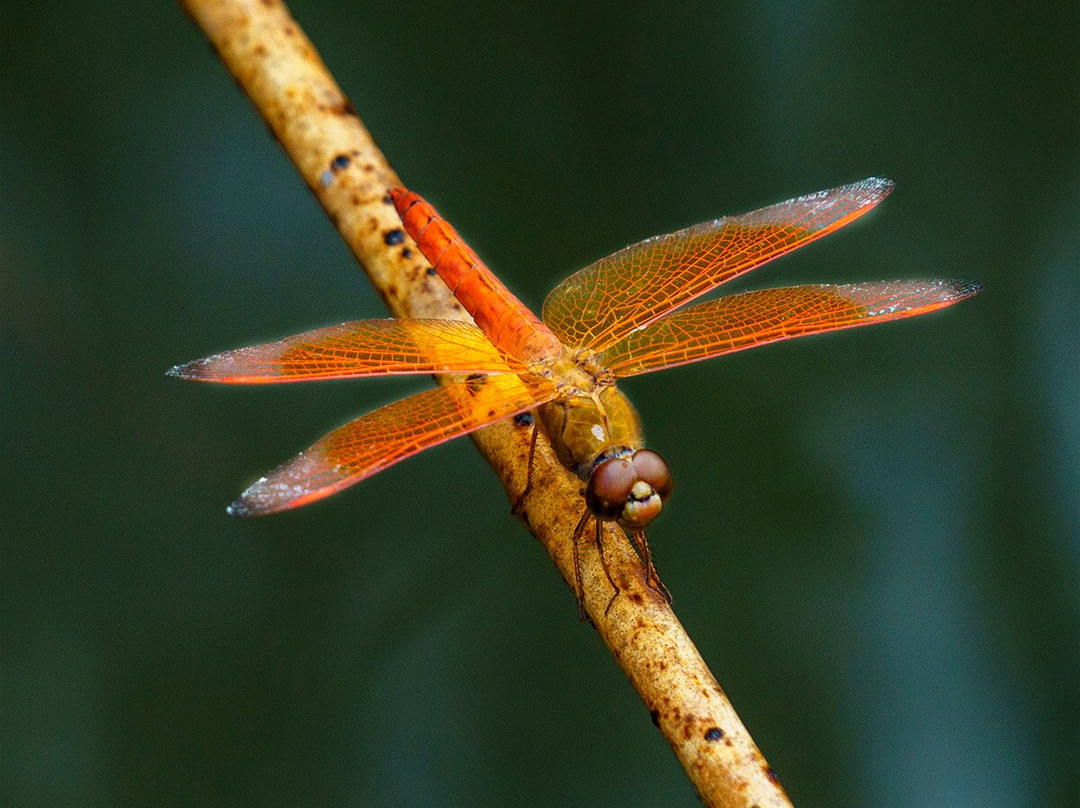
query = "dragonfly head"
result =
(585, 449, 673, 530)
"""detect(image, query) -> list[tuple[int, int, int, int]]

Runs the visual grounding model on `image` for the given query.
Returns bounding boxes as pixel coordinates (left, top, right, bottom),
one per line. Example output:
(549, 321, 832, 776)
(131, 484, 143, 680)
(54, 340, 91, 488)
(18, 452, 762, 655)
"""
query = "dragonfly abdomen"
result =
(390, 188, 561, 363)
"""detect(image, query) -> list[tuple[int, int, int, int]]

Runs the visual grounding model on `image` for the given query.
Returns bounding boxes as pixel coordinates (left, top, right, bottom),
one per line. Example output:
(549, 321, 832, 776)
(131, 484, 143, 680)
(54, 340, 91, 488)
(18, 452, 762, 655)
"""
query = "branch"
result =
(178, 2, 793, 805)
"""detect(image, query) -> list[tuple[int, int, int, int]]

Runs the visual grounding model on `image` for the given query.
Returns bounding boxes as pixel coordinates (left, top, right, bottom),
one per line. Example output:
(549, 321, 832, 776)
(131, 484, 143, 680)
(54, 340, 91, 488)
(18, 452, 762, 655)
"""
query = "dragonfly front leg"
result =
(594, 519, 621, 617)
(570, 509, 594, 622)
(573, 516, 668, 620)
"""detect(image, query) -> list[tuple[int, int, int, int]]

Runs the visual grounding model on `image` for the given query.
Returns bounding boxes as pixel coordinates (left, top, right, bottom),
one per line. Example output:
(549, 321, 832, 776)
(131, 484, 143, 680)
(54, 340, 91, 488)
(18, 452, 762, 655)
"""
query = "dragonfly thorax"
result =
(535, 358, 672, 529)
(536, 359, 639, 475)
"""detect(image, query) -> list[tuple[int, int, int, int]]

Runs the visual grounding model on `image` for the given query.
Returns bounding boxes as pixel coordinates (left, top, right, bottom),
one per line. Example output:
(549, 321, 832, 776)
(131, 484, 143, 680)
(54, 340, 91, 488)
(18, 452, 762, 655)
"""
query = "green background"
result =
(3, 1, 1077, 806)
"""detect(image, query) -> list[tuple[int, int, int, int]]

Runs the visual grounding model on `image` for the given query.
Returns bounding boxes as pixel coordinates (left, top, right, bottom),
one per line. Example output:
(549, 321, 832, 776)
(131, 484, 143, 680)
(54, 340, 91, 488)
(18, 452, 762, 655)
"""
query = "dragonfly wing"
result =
(542, 178, 893, 353)
(599, 280, 981, 377)
(167, 319, 525, 383)
(227, 372, 559, 515)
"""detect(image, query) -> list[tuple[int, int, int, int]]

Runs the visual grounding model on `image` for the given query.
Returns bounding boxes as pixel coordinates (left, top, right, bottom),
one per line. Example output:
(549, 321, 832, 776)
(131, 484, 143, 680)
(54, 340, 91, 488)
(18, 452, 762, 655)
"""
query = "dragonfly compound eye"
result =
(585, 458, 637, 520)
(631, 449, 673, 503)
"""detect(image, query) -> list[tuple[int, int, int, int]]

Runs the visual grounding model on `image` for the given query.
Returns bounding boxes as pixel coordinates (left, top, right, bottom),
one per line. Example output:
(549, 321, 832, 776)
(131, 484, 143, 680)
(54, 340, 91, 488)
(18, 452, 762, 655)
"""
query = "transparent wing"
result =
(167, 319, 525, 383)
(226, 372, 558, 516)
(598, 280, 981, 377)
(542, 178, 893, 353)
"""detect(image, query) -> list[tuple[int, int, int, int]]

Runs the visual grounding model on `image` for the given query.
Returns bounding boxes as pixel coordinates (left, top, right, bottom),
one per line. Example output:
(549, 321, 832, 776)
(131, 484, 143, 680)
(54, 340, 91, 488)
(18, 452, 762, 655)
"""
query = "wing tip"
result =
(166, 358, 207, 380)
(799, 175, 894, 200)
(860, 176, 894, 193)
(227, 474, 302, 518)
(946, 278, 983, 300)
(225, 451, 336, 517)
(226, 478, 268, 517)
(225, 498, 249, 517)
(226, 478, 294, 518)
(862, 176, 894, 204)
(747, 176, 896, 231)
(166, 351, 278, 384)
(840, 278, 983, 317)
(833, 175, 895, 208)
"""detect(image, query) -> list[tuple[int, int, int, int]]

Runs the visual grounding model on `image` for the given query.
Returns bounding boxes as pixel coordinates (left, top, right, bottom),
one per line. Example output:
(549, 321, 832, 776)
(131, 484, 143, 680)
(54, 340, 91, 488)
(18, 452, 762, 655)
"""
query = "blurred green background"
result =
(3, 1, 1077, 806)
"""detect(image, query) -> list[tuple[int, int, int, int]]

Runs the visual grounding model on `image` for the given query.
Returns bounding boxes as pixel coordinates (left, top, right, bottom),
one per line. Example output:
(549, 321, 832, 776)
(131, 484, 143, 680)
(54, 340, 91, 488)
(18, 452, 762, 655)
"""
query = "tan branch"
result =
(177, 1, 793, 805)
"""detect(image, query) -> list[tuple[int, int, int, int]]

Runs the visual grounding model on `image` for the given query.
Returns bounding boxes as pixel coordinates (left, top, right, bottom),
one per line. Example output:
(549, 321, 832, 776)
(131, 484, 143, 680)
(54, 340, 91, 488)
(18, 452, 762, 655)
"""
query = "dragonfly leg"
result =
(510, 419, 539, 522)
(571, 509, 593, 621)
(595, 520, 621, 616)
(630, 530, 672, 604)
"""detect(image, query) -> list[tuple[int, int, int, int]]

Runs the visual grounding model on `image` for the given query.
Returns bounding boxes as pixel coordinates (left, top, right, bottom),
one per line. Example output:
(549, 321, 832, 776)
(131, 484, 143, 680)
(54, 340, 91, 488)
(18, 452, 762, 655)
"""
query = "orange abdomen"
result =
(390, 187, 562, 363)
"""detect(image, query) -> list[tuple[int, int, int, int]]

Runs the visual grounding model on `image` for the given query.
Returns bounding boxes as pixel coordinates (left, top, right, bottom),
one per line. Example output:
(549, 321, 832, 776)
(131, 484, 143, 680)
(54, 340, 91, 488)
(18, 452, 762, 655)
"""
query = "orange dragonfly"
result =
(170, 178, 978, 601)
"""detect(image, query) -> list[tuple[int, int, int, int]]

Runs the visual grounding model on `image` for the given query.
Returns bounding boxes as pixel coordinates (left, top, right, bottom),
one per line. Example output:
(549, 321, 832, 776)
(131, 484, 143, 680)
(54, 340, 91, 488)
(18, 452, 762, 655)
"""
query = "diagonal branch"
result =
(177, 2, 793, 805)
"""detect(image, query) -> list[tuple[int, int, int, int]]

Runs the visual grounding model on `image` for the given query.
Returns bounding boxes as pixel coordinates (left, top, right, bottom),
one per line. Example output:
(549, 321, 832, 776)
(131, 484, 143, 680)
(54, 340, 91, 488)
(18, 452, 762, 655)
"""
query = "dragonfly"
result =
(170, 177, 979, 607)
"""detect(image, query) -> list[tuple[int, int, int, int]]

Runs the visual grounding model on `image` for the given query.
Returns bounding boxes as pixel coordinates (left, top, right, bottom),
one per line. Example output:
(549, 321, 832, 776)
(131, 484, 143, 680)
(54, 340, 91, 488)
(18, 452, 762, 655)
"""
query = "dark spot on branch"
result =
(384, 228, 406, 246)
(513, 412, 533, 427)
(331, 153, 351, 172)
(401, 247, 413, 260)
(764, 766, 780, 786)
(703, 727, 723, 742)
(424, 265, 436, 275)
(649, 709, 661, 727)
